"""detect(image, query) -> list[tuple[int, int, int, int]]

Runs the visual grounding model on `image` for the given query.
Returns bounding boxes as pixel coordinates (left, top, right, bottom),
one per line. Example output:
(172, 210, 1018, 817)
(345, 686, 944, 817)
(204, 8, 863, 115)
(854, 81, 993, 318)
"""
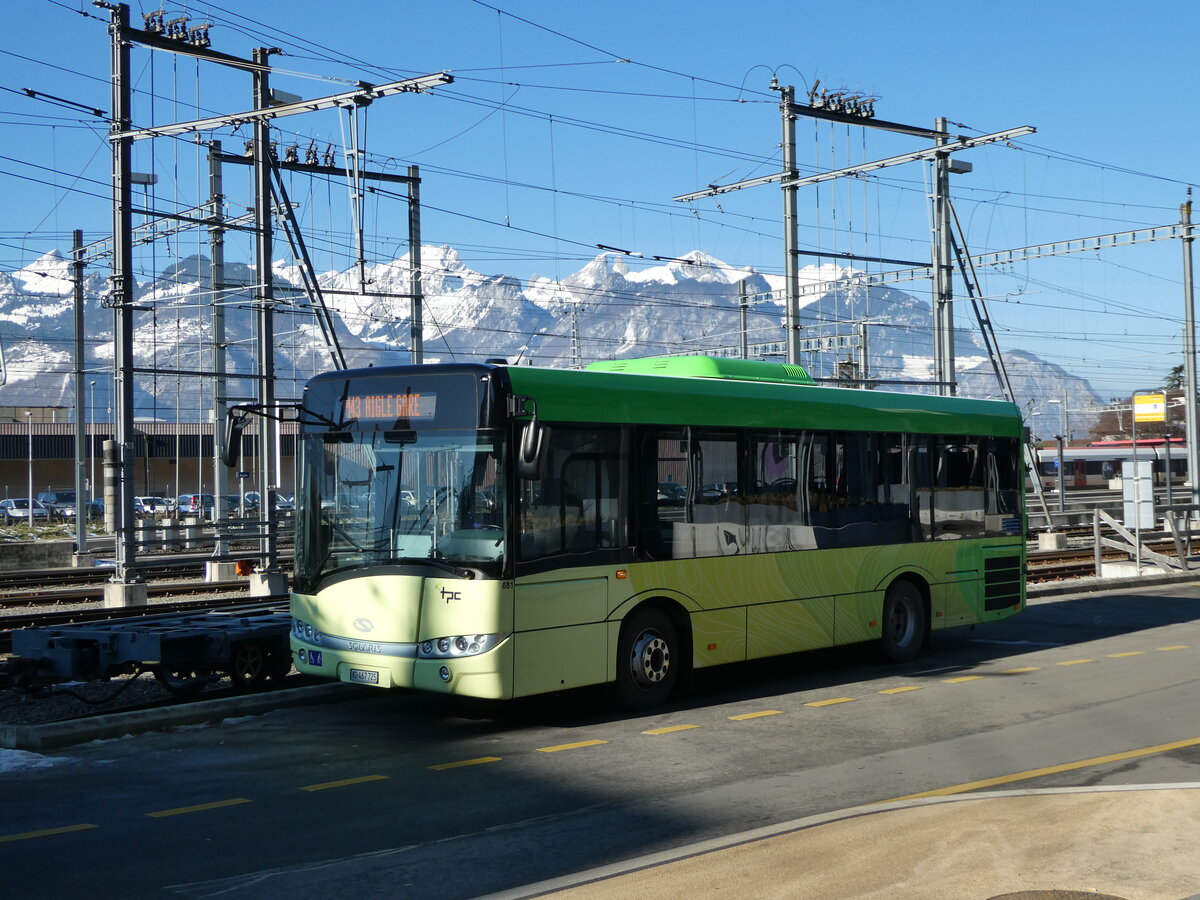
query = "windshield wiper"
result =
(391, 556, 473, 579)
(324, 518, 365, 552)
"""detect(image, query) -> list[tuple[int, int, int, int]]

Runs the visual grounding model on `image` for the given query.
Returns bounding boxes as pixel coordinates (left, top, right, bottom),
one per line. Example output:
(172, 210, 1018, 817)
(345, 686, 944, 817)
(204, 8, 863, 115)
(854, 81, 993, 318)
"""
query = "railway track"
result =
(0, 577, 254, 611)
(1027, 560, 1098, 582)
(0, 565, 207, 604)
(1025, 539, 1190, 582)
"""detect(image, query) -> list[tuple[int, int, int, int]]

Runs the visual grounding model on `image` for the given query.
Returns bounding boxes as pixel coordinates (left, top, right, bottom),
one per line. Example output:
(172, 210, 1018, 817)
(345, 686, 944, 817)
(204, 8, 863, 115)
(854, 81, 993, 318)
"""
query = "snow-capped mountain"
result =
(0, 246, 1099, 439)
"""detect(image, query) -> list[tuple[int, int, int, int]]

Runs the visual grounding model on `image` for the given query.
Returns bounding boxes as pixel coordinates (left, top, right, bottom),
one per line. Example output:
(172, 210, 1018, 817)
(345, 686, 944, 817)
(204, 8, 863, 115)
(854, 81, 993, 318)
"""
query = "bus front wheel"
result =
(881, 580, 927, 663)
(614, 607, 678, 709)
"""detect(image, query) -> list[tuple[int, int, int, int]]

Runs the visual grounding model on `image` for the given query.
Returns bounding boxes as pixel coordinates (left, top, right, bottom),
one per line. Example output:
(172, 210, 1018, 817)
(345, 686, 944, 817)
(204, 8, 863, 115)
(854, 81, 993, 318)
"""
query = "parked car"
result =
(134, 496, 170, 516)
(701, 481, 739, 500)
(241, 491, 293, 512)
(320, 492, 368, 513)
(37, 489, 80, 520)
(0, 498, 50, 522)
(657, 482, 686, 506)
(175, 493, 215, 518)
(219, 494, 242, 516)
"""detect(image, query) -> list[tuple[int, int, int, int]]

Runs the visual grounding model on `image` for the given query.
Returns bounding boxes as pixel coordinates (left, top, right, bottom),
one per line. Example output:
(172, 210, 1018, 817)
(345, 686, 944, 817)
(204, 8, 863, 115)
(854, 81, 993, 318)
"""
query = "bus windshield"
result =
(294, 428, 505, 589)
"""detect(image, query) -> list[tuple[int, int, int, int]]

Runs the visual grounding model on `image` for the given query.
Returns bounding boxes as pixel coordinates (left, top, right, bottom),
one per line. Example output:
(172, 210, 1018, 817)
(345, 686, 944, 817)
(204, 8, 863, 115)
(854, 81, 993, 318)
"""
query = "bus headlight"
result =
(417, 633, 508, 659)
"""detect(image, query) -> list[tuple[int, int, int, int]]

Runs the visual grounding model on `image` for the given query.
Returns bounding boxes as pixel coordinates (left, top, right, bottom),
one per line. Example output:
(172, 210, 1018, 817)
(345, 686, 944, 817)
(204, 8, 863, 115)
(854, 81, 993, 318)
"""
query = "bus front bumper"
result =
(291, 635, 514, 700)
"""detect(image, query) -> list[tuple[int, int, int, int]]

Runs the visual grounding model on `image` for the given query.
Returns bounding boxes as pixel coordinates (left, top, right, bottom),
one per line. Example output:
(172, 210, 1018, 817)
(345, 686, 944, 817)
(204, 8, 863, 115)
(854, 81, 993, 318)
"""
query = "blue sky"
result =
(2, 0, 1197, 401)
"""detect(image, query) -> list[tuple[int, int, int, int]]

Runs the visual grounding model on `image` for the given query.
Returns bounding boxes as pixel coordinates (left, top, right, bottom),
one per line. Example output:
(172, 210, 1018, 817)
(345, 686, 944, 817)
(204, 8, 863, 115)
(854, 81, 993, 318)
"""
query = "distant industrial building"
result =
(0, 410, 295, 503)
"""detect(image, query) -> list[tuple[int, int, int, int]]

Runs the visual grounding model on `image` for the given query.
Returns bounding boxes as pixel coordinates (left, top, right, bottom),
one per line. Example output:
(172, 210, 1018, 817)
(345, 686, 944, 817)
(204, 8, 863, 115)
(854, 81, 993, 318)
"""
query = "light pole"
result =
(88, 380, 96, 505)
(1047, 398, 1067, 513)
(25, 411, 33, 526)
(175, 375, 181, 504)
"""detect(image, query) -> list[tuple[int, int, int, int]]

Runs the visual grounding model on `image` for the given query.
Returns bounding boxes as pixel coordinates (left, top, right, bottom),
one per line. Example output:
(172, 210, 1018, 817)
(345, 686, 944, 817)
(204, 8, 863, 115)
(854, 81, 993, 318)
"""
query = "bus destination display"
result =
(344, 391, 437, 422)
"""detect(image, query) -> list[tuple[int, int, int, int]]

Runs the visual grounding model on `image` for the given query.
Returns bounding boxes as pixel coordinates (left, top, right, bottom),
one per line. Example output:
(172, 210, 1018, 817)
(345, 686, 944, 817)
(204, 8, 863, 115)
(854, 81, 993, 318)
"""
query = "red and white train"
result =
(1034, 439, 1187, 490)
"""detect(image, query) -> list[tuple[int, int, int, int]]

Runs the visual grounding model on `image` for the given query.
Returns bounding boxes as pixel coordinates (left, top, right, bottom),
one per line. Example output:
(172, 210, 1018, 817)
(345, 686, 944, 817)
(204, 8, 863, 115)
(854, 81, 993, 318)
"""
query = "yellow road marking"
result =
(1057, 659, 1095, 666)
(1157, 645, 1190, 651)
(883, 736, 1200, 803)
(1109, 652, 1144, 658)
(146, 798, 251, 818)
(643, 724, 701, 735)
(806, 697, 857, 707)
(0, 823, 97, 843)
(879, 686, 923, 694)
(427, 756, 502, 771)
(728, 710, 784, 721)
(1001, 667, 1041, 674)
(537, 740, 608, 753)
(942, 675, 983, 684)
(300, 775, 389, 791)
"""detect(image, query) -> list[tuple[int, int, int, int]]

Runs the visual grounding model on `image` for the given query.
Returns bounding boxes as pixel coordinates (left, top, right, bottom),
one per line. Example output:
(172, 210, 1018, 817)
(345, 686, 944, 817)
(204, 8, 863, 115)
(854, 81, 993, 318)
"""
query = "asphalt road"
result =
(3, 582, 1200, 898)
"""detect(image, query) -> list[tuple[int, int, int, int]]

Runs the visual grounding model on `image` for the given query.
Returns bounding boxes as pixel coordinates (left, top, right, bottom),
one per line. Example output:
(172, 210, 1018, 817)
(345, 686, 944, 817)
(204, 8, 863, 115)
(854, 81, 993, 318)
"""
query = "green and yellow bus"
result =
(287, 356, 1026, 707)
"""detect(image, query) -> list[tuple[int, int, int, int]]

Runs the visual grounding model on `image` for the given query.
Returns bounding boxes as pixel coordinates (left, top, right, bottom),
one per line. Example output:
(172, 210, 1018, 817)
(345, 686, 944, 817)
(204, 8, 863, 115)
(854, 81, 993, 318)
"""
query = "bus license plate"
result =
(349, 668, 380, 685)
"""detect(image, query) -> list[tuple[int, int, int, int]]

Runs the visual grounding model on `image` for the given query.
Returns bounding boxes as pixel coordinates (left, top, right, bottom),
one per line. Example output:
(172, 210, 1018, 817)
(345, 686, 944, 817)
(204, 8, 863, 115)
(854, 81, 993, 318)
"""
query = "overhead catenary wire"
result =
(3, 0, 1189, 403)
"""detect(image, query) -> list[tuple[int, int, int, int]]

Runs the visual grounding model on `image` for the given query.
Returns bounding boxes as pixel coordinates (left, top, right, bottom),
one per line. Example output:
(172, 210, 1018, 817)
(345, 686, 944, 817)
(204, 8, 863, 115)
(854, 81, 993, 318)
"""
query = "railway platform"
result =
(487, 784, 1200, 900)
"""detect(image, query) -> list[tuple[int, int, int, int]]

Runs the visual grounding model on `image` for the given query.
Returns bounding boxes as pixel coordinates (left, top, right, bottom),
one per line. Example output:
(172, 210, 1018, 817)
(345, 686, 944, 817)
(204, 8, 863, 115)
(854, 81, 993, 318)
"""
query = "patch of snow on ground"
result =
(0, 748, 70, 773)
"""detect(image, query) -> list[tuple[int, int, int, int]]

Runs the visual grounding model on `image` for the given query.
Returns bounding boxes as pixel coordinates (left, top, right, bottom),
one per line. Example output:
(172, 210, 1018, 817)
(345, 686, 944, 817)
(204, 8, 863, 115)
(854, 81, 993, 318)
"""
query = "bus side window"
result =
(746, 433, 801, 524)
(518, 425, 623, 565)
(911, 438, 935, 541)
(983, 436, 1021, 529)
(636, 429, 686, 561)
(933, 438, 985, 540)
(877, 434, 915, 543)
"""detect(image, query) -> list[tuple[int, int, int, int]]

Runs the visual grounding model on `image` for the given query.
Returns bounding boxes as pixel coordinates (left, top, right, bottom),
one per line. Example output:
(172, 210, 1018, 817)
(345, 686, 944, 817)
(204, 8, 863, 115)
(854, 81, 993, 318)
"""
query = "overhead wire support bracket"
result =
(835, 222, 1193, 292)
(80, 207, 271, 262)
(674, 125, 1035, 202)
(211, 152, 417, 185)
(789, 100, 946, 139)
(118, 21, 260, 71)
(109, 72, 454, 142)
(781, 125, 1035, 189)
(20, 87, 106, 118)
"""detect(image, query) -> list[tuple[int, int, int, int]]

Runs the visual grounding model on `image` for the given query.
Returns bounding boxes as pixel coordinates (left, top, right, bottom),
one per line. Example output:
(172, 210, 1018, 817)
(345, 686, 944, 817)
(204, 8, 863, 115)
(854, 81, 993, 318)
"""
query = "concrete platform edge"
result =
(0, 682, 373, 752)
(477, 784, 1200, 900)
(1027, 567, 1200, 599)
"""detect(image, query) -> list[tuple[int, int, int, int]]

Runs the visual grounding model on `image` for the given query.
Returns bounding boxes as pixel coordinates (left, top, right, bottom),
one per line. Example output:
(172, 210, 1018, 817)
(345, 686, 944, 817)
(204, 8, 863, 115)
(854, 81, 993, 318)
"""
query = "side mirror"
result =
(517, 420, 546, 481)
(220, 407, 250, 468)
(509, 394, 546, 481)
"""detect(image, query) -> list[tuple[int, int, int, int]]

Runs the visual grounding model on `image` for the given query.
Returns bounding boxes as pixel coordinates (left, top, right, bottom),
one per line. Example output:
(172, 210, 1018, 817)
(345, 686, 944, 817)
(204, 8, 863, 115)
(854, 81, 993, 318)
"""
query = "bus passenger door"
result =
(511, 423, 627, 698)
(512, 576, 609, 697)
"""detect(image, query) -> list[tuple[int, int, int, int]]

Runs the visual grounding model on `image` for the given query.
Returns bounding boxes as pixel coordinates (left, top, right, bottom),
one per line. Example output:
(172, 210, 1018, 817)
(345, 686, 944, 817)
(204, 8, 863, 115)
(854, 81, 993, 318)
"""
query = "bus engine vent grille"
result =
(983, 555, 1022, 611)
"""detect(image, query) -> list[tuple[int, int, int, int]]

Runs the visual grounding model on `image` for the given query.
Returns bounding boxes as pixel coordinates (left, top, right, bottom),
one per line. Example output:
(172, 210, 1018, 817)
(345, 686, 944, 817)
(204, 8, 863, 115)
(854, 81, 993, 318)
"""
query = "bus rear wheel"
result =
(614, 608, 678, 709)
(881, 580, 927, 663)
